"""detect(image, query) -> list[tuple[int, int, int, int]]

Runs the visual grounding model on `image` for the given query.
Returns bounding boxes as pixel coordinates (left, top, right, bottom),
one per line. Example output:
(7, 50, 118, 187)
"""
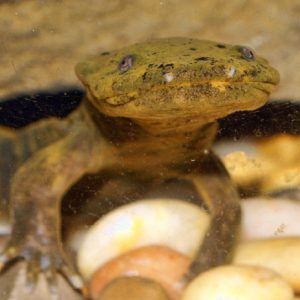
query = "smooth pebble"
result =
(182, 265, 294, 300)
(78, 198, 209, 279)
(96, 276, 170, 300)
(88, 245, 191, 299)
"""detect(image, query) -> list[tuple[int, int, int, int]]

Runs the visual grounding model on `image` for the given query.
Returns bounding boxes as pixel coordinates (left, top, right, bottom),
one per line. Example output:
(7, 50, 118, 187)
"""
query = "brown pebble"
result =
(96, 276, 170, 300)
(89, 245, 191, 299)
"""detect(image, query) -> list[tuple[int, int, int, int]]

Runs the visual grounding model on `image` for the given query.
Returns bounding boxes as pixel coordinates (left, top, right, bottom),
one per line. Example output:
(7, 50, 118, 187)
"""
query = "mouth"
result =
(95, 80, 278, 107)
(245, 81, 277, 95)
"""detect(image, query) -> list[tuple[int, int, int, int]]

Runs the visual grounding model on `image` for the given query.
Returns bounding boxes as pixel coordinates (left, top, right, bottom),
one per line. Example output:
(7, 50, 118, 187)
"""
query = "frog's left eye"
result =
(240, 47, 255, 61)
(119, 55, 134, 73)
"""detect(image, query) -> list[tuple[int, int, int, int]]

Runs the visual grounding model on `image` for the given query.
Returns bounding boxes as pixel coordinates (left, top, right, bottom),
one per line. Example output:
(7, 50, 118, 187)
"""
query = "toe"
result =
(60, 263, 84, 291)
(0, 246, 20, 269)
(25, 255, 40, 292)
(45, 267, 59, 299)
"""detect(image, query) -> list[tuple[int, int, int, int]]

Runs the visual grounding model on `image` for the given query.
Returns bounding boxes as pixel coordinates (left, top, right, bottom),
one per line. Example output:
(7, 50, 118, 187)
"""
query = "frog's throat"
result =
(92, 80, 276, 107)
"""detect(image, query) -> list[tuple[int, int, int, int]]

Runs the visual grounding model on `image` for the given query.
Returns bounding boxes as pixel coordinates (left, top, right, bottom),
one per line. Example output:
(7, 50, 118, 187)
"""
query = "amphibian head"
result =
(76, 37, 279, 122)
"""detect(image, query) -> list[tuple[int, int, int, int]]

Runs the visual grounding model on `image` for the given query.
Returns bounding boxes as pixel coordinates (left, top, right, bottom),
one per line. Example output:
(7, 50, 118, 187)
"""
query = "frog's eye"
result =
(119, 55, 134, 73)
(240, 47, 255, 61)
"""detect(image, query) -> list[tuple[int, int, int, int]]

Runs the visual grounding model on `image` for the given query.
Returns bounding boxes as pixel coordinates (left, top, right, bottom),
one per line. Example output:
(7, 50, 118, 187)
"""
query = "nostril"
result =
(227, 66, 236, 78)
(163, 72, 174, 82)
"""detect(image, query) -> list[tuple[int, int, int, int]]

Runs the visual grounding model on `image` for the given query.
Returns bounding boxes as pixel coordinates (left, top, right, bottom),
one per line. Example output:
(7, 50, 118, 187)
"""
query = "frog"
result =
(0, 37, 279, 298)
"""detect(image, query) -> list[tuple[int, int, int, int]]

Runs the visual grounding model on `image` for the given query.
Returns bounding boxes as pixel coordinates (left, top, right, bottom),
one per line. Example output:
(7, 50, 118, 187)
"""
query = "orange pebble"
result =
(96, 276, 170, 300)
(88, 245, 191, 300)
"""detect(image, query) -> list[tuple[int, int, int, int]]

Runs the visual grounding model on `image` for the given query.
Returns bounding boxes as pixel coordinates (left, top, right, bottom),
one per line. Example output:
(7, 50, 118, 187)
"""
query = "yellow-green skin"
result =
(77, 38, 277, 120)
(0, 38, 279, 297)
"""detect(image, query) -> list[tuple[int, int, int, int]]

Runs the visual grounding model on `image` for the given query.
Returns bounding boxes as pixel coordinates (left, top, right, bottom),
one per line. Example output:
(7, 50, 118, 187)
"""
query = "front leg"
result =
(0, 127, 106, 297)
(184, 150, 241, 281)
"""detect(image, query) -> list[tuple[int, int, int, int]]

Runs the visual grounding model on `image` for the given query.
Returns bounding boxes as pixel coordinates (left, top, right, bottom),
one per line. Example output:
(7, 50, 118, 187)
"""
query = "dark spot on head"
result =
(239, 47, 255, 61)
(162, 71, 171, 76)
(119, 55, 135, 73)
(142, 72, 147, 80)
(216, 44, 226, 49)
(251, 69, 258, 77)
(101, 51, 110, 56)
(195, 57, 210, 61)
(158, 64, 164, 69)
(148, 63, 154, 67)
(165, 63, 174, 68)
(152, 52, 157, 55)
(189, 47, 197, 51)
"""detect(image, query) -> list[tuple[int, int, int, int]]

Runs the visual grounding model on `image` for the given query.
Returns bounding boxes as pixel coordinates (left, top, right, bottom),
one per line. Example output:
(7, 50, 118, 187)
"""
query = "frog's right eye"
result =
(239, 47, 255, 61)
(119, 55, 134, 73)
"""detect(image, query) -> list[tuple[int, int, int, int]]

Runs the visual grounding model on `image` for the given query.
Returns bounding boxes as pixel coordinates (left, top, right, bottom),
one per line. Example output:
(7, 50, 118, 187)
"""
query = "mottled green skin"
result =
(0, 38, 279, 297)
(76, 38, 278, 121)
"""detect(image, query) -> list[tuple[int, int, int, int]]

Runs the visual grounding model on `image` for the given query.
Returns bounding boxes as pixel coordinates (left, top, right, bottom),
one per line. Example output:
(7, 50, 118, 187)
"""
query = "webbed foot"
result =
(0, 238, 86, 300)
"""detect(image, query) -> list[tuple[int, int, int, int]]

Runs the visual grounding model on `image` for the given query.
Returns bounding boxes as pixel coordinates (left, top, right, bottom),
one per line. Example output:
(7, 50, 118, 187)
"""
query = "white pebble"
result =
(241, 198, 300, 240)
(77, 199, 209, 279)
(234, 237, 300, 292)
(182, 265, 294, 300)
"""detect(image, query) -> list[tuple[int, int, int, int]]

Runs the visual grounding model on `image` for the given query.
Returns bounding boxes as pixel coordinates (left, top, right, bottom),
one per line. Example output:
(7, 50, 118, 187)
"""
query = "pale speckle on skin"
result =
(163, 72, 174, 82)
(227, 66, 236, 78)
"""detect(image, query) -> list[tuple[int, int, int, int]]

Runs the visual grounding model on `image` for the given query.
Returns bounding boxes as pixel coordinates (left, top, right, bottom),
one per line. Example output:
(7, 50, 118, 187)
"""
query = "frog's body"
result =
(0, 38, 279, 297)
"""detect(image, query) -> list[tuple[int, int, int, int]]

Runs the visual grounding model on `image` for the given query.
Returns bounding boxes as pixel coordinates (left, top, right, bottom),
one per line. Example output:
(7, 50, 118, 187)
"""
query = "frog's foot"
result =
(0, 238, 86, 299)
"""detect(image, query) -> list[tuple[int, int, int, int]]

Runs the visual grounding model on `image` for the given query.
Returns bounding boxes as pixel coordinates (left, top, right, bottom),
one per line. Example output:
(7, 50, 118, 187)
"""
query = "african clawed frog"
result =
(0, 37, 279, 297)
